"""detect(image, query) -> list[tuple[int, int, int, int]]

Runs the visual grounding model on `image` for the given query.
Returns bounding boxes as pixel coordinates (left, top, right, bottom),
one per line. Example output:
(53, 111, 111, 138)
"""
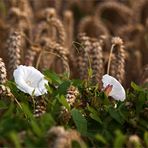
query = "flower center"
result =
(26, 80, 32, 86)
(104, 84, 113, 96)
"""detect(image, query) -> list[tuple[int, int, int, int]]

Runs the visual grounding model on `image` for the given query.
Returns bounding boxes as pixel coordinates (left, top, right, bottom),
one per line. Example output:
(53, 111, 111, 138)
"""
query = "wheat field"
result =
(0, 0, 148, 147)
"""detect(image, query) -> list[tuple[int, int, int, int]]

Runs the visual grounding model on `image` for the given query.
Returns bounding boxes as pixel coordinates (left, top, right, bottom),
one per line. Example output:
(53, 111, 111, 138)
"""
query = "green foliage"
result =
(71, 109, 87, 136)
(113, 130, 126, 148)
(58, 95, 70, 110)
(0, 72, 147, 147)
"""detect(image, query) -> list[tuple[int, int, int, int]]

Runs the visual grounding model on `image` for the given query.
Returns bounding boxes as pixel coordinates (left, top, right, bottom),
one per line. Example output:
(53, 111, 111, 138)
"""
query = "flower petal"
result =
(13, 65, 48, 96)
(102, 74, 126, 101)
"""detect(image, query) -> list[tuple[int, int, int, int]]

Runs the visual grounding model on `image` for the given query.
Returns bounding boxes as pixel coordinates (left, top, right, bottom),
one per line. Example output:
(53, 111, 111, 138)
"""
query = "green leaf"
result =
(108, 107, 124, 124)
(72, 140, 81, 148)
(56, 81, 71, 95)
(9, 132, 21, 148)
(6, 81, 28, 102)
(30, 120, 43, 137)
(58, 95, 70, 110)
(136, 92, 146, 114)
(39, 113, 55, 130)
(0, 100, 8, 109)
(95, 134, 107, 144)
(3, 102, 15, 117)
(72, 140, 87, 148)
(45, 83, 52, 94)
(131, 82, 143, 92)
(43, 70, 62, 84)
(0, 0, 6, 16)
(21, 103, 34, 119)
(90, 113, 102, 124)
(87, 105, 98, 115)
(88, 67, 93, 78)
(71, 109, 87, 136)
(87, 105, 102, 124)
(144, 132, 148, 147)
(71, 79, 83, 87)
(114, 130, 126, 148)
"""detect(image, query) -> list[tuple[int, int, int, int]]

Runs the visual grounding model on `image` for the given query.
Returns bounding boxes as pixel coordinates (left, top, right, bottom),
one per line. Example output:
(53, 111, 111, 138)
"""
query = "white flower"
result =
(13, 65, 48, 96)
(102, 74, 126, 101)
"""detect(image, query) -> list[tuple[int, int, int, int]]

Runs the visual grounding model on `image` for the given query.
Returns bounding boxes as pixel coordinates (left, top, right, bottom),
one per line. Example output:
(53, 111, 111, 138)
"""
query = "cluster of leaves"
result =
(0, 70, 148, 147)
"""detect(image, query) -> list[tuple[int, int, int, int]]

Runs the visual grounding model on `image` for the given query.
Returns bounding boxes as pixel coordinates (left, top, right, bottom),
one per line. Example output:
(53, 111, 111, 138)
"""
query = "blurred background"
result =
(0, 0, 148, 88)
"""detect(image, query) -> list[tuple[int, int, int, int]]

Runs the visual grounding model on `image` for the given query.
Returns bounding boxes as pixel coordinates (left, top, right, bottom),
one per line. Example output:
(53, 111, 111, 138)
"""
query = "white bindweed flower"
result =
(13, 65, 48, 96)
(102, 74, 126, 101)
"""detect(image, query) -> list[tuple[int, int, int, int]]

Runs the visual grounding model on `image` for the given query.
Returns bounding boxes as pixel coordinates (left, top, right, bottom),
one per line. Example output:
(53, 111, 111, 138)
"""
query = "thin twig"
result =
(36, 48, 44, 69)
(107, 44, 115, 75)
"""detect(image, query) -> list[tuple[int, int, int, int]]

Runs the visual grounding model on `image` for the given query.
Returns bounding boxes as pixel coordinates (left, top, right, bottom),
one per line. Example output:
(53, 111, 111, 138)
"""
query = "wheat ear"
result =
(0, 58, 11, 97)
(7, 30, 22, 78)
(34, 96, 47, 117)
(24, 45, 40, 66)
(78, 16, 109, 38)
(44, 40, 70, 76)
(139, 64, 148, 85)
(0, 58, 7, 84)
(109, 37, 126, 83)
(77, 33, 92, 80)
(90, 38, 104, 84)
(47, 16, 66, 46)
(95, 1, 133, 33)
(47, 126, 84, 148)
